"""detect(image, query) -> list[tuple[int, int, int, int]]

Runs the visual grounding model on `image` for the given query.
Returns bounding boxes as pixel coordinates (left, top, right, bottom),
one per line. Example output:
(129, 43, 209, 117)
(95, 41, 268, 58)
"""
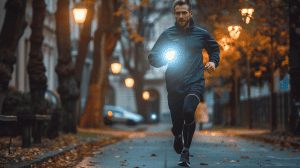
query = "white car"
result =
(103, 105, 144, 125)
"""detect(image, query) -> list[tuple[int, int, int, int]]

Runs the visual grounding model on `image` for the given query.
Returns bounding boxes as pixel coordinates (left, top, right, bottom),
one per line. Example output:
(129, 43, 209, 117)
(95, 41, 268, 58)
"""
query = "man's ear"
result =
(190, 10, 193, 17)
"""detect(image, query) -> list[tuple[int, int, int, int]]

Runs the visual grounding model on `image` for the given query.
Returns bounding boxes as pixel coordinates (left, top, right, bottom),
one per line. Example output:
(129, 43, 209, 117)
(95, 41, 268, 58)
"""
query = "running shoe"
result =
(178, 151, 194, 167)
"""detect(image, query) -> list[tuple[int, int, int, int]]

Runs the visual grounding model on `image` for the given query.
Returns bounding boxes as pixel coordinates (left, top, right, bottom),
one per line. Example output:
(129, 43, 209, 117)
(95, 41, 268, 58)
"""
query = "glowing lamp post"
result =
(227, 25, 242, 126)
(125, 78, 134, 88)
(240, 8, 254, 24)
(228, 26, 242, 39)
(111, 63, 122, 74)
(72, 3, 88, 24)
(143, 91, 150, 100)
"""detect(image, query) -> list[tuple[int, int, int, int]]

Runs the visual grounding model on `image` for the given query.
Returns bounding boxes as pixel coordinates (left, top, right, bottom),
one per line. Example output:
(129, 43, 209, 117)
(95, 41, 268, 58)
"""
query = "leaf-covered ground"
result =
(0, 127, 128, 168)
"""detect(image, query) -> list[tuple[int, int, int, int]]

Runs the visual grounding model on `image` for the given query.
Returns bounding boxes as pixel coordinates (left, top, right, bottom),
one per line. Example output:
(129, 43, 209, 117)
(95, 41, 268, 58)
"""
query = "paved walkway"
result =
(74, 123, 300, 168)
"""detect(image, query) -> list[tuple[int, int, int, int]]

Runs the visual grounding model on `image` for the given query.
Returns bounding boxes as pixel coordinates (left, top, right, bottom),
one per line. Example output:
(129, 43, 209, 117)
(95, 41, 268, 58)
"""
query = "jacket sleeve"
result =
(148, 31, 168, 68)
(204, 30, 220, 68)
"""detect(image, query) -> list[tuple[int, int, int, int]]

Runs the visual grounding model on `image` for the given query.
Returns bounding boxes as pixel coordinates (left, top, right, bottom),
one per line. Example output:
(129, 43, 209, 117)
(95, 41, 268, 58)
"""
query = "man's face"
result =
(174, 4, 193, 29)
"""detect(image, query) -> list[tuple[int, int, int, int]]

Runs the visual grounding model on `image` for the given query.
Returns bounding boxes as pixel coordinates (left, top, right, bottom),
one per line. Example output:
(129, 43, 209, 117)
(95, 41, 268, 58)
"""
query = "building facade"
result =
(0, 0, 58, 93)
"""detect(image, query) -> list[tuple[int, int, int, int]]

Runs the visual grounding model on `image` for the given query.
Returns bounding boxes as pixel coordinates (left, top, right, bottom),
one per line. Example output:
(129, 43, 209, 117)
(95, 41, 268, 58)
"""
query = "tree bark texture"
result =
(55, 0, 79, 134)
(80, 0, 121, 128)
(0, 0, 28, 114)
(27, 0, 47, 144)
(27, 0, 47, 114)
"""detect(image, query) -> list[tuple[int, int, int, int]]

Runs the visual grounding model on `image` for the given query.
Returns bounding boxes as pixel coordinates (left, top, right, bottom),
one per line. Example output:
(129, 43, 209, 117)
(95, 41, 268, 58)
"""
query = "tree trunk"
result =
(27, 0, 47, 143)
(0, 0, 28, 114)
(27, 0, 47, 114)
(55, 0, 79, 134)
(80, 0, 121, 128)
(133, 72, 148, 122)
(74, 2, 95, 126)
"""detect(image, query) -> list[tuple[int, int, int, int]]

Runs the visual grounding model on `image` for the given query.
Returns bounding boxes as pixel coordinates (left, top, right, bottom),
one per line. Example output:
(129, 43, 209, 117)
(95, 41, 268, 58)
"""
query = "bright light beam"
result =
(165, 51, 175, 60)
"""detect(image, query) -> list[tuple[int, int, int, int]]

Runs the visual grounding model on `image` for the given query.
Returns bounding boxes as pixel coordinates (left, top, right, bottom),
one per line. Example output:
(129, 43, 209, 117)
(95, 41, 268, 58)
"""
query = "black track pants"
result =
(170, 94, 200, 138)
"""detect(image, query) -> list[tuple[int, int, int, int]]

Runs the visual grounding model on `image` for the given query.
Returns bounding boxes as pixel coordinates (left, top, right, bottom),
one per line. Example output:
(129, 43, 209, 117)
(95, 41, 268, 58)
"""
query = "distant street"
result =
(75, 117, 300, 168)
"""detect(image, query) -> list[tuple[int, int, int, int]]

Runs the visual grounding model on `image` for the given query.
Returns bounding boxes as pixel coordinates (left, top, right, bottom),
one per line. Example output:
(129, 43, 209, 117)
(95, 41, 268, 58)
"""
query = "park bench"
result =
(0, 114, 51, 150)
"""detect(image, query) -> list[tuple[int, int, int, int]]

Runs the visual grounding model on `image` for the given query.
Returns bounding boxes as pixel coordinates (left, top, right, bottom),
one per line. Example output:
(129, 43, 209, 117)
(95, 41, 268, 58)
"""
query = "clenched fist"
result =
(205, 62, 215, 74)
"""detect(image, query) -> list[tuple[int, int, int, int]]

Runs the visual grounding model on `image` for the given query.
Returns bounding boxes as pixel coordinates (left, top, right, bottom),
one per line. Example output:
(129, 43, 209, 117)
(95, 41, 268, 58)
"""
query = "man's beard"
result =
(177, 19, 189, 28)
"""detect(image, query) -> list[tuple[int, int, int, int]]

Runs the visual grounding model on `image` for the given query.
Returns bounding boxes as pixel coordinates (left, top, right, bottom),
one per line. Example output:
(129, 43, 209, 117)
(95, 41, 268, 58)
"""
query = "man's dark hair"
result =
(173, 0, 192, 11)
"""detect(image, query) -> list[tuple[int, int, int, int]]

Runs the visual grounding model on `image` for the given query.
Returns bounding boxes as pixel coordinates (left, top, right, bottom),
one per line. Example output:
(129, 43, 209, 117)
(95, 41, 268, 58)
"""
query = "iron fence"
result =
(218, 92, 291, 130)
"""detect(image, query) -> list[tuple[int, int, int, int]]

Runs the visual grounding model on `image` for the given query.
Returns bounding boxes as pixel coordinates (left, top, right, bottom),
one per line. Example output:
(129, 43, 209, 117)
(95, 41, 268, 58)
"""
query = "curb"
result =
(236, 134, 300, 147)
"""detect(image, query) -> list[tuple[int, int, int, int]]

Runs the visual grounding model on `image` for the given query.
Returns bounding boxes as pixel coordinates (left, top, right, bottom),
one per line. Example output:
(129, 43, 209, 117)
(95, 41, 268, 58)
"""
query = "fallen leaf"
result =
(121, 163, 128, 166)
(197, 156, 201, 158)
(261, 152, 266, 154)
(150, 154, 156, 156)
(241, 156, 249, 158)
(230, 160, 239, 162)
(115, 156, 121, 158)
(133, 167, 140, 168)
(111, 148, 116, 151)
(260, 145, 265, 147)
(278, 148, 284, 151)
(200, 163, 208, 165)
(215, 144, 219, 146)
(213, 162, 221, 164)
(223, 161, 229, 162)
(119, 161, 126, 163)
(296, 163, 299, 165)
(288, 155, 293, 157)
(140, 156, 144, 157)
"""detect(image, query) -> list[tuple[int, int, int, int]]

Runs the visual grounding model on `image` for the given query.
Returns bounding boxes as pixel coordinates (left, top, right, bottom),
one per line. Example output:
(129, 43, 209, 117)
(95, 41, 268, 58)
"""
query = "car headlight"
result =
(108, 110, 113, 120)
(151, 114, 157, 120)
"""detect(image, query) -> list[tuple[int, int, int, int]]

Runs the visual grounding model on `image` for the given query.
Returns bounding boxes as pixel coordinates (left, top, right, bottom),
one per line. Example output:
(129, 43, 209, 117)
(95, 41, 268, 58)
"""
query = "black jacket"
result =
(148, 18, 220, 110)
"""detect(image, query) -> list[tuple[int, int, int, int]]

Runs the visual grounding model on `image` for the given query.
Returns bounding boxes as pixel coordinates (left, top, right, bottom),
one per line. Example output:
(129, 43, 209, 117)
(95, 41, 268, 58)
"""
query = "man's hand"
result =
(205, 62, 215, 74)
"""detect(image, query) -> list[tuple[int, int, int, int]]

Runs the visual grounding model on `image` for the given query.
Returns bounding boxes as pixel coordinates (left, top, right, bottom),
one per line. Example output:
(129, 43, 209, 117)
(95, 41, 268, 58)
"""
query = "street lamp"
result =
(110, 57, 122, 75)
(240, 8, 254, 24)
(228, 26, 242, 40)
(72, 3, 88, 24)
(125, 78, 134, 88)
(228, 25, 241, 126)
(239, 0, 255, 24)
(143, 91, 150, 100)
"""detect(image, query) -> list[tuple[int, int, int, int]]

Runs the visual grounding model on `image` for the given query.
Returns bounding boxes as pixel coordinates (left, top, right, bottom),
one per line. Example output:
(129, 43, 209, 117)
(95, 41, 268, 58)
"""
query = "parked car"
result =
(103, 105, 143, 125)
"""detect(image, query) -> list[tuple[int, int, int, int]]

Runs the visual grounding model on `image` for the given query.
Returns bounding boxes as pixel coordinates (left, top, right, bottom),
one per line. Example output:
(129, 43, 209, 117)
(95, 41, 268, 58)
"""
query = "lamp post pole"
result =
(268, 0, 277, 132)
(246, 52, 252, 129)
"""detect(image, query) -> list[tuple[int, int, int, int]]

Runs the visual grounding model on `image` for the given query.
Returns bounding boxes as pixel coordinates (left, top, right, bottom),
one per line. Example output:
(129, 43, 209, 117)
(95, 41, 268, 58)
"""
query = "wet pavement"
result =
(74, 122, 300, 168)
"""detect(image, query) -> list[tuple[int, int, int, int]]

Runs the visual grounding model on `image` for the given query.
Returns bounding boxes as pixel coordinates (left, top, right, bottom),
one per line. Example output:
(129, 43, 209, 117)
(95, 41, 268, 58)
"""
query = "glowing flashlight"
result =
(165, 51, 175, 60)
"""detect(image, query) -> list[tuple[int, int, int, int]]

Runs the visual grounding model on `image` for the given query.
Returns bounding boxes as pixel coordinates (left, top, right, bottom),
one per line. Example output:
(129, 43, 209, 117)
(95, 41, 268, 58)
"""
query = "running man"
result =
(148, 0, 220, 167)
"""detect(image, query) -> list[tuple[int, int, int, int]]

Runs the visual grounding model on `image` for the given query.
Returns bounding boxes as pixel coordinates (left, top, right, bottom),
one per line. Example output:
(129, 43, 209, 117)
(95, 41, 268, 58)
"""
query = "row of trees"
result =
(195, 0, 300, 133)
(0, 0, 174, 134)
